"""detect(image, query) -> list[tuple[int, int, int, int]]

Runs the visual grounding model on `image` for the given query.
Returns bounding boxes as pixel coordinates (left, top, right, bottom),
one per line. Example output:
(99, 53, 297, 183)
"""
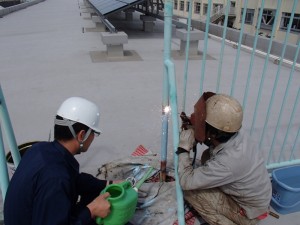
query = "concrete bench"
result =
(176, 29, 205, 55)
(100, 32, 128, 57)
(91, 16, 106, 31)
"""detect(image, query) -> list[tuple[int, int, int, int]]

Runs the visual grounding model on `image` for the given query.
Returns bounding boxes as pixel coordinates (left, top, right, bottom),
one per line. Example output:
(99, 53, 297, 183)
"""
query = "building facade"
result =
(172, 0, 300, 45)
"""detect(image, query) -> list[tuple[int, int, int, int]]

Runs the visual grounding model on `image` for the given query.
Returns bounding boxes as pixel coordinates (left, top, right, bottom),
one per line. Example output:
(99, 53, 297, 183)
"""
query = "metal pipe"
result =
(160, 0, 172, 182)
(0, 125, 9, 199)
(160, 111, 168, 182)
(250, 0, 282, 136)
(230, 0, 248, 96)
(162, 1, 184, 224)
(104, 19, 117, 33)
(266, 159, 300, 170)
(165, 59, 185, 225)
(0, 85, 20, 167)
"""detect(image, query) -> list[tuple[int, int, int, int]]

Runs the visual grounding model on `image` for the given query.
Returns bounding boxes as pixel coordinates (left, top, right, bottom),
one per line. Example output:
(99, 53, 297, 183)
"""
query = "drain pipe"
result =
(162, 1, 185, 224)
(160, 0, 173, 182)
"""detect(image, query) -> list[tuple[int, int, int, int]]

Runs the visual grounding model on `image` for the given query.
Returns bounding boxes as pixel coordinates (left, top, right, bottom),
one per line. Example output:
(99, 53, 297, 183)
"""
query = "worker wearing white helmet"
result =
(55, 97, 102, 153)
(177, 93, 272, 225)
(4, 97, 121, 225)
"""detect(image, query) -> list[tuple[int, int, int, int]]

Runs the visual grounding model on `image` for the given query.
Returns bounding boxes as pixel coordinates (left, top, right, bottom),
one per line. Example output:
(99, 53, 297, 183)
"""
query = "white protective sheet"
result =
(96, 154, 206, 225)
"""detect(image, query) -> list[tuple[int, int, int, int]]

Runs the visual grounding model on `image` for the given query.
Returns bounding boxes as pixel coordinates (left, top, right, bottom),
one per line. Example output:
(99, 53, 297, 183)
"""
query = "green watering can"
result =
(96, 167, 153, 225)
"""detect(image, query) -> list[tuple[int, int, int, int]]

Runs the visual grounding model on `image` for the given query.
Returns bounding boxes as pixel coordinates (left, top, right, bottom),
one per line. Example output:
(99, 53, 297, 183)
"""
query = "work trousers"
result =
(184, 188, 259, 225)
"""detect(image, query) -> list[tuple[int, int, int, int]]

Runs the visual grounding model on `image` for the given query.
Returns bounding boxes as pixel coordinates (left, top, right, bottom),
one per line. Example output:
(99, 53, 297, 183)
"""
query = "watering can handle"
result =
(95, 181, 131, 224)
(95, 217, 103, 225)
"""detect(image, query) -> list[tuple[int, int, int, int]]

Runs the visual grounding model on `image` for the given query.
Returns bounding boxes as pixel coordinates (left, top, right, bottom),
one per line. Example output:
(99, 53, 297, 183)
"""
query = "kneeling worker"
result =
(177, 93, 272, 225)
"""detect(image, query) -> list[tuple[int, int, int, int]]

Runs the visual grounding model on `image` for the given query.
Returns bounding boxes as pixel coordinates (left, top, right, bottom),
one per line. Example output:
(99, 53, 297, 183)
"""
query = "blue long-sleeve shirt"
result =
(4, 140, 107, 225)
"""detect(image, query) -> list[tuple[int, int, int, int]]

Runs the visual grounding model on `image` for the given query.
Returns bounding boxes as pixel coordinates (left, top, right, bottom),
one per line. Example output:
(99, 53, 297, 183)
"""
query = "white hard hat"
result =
(205, 94, 243, 133)
(56, 97, 101, 134)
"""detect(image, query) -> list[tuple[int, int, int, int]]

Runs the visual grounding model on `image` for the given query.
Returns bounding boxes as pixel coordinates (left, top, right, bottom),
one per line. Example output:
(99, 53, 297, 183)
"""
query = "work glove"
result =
(178, 128, 195, 151)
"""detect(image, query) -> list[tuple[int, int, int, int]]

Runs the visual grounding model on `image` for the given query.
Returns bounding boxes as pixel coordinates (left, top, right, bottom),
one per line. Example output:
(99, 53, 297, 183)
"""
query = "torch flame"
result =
(164, 106, 171, 114)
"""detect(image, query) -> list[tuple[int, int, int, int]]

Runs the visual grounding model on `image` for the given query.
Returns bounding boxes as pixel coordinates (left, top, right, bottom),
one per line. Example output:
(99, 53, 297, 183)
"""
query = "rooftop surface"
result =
(0, 0, 300, 224)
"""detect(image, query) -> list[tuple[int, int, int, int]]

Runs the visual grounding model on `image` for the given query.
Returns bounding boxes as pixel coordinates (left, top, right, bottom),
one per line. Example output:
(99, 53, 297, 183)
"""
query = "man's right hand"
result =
(87, 192, 111, 219)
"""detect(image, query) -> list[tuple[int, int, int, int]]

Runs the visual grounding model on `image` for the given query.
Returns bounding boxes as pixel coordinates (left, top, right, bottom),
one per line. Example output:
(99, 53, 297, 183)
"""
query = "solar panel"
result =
(118, 0, 140, 4)
(89, 0, 143, 16)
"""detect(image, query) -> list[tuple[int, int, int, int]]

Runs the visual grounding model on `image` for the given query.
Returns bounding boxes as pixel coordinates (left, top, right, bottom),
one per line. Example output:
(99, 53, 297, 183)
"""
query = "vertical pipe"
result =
(161, 0, 173, 182)
(242, 0, 265, 109)
(200, 0, 212, 95)
(165, 59, 185, 225)
(0, 126, 9, 199)
(163, 2, 184, 223)
(250, 0, 282, 135)
(278, 88, 300, 162)
(0, 85, 20, 167)
(230, 0, 248, 96)
(261, 0, 298, 157)
(182, 0, 193, 112)
(216, 0, 230, 93)
(160, 112, 168, 182)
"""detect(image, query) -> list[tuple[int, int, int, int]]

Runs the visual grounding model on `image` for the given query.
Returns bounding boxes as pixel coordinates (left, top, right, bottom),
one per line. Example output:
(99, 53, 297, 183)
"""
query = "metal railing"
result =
(161, 0, 300, 223)
(0, 85, 20, 199)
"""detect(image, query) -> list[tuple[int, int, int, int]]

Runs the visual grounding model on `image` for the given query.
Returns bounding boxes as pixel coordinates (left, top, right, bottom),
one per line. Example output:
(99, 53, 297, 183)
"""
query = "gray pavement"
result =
(0, 0, 300, 224)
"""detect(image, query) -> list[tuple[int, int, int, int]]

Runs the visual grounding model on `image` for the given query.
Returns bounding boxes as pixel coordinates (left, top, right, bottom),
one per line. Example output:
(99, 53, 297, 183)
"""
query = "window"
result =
(240, 8, 255, 24)
(174, 0, 178, 10)
(194, 2, 201, 14)
(180, 1, 184, 11)
(280, 13, 300, 32)
(186, 1, 189, 12)
(203, 3, 208, 15)
(259, 9, 276, 30)
(213, 4, 223, 12)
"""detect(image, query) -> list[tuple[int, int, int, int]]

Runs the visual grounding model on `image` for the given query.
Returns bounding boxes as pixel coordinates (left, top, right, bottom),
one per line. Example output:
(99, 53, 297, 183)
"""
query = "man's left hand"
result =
(178, 129, 195, 151)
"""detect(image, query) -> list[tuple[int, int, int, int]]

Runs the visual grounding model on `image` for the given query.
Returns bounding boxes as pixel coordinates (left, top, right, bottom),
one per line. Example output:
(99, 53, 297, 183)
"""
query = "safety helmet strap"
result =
(54, 118, 91, 142)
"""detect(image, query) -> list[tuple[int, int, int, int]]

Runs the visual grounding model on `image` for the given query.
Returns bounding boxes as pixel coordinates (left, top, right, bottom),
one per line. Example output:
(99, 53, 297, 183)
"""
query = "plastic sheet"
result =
(96, 155, 205, 225)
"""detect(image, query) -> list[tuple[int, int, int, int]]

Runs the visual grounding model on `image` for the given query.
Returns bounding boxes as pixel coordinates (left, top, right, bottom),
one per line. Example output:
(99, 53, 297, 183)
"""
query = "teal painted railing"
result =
(0, 85, 20, 199)
(161, 1, 185, 224)
(169, 0, 300, 169)
(163, 0, 300, 222)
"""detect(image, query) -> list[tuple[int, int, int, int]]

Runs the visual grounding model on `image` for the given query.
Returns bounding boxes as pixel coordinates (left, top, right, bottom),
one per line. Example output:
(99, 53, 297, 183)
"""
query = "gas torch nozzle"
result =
(180, 112, 192, 130)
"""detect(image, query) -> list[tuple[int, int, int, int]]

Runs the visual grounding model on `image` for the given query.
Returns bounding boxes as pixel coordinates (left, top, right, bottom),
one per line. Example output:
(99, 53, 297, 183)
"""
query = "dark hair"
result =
(54, 115, 89, 141)
(205, 122, 236, 143)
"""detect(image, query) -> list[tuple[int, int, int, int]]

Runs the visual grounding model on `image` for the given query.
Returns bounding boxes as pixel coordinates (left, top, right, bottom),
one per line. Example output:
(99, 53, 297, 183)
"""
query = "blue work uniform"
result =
(4, 140, 107, 225)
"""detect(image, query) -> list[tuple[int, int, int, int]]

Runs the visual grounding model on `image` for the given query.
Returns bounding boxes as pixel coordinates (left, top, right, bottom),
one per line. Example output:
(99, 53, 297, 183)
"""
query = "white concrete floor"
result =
(0, 0, 300, 224)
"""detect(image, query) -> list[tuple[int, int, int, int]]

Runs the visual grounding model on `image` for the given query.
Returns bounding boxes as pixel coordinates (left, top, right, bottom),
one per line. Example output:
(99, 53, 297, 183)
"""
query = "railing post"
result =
(0, 85, 20, 201)
(0, 126, 9, 199)
(0, 85, 20, 168)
